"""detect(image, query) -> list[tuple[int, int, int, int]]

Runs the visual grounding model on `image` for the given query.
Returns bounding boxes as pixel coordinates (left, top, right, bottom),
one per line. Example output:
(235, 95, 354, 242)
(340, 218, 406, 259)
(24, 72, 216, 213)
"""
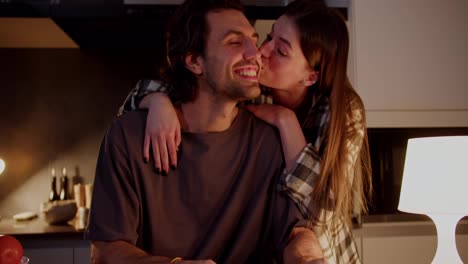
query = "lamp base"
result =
(427, 214, 464, 264)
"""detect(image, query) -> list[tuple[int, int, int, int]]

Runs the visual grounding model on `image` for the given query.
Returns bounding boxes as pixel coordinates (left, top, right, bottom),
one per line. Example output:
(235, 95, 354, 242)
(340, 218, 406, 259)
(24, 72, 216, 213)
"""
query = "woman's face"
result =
(259, 15, 316, 108)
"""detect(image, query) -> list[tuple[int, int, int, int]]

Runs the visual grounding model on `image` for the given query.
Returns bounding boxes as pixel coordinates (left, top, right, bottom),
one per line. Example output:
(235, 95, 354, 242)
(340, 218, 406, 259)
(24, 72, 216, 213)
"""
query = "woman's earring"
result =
(303, 75, 317, 86)
(304, 79, 316, 86)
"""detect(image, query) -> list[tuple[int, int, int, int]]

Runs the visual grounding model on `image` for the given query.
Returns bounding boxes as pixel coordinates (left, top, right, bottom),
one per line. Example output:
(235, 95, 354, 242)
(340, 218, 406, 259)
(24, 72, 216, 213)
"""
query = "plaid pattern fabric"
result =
(118, 80, 172, 116)
(280, 93, 365, 264)
(119, 80, 364, 263)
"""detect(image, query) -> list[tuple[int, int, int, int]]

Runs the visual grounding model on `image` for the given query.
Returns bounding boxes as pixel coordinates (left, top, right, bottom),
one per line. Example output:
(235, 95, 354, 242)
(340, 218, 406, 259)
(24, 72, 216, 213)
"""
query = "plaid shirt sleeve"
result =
(117, 80, 173, 116)
(278, 98, 330, 216)
(279, 97, 365, 264)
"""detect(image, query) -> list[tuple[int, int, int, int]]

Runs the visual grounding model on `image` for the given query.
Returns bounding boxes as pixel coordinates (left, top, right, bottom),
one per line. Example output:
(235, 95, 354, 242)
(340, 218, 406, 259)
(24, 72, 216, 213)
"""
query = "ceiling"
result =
(0, 18, 78, 48)
(0, 0, 348, 49)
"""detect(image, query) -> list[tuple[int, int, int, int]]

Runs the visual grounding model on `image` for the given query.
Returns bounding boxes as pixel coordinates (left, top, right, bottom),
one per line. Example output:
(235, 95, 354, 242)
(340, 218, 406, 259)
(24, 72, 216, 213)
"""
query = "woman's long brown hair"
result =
(285, 1, 373, 227)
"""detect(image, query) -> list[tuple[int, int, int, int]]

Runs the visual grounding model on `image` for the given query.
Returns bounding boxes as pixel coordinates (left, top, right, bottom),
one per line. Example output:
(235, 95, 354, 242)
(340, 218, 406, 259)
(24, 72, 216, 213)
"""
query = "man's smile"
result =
(234, 66, 259, 81)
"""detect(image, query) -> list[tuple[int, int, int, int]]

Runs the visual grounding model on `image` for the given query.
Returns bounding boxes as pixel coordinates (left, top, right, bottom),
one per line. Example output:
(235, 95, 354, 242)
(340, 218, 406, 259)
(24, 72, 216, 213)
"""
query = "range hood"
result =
(0, 0, 348, 49)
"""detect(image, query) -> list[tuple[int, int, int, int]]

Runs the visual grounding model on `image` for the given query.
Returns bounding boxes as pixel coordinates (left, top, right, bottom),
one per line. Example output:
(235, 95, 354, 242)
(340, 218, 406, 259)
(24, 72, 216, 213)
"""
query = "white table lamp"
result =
(0, 158, 5, 175)
(398, 136, 468, 264)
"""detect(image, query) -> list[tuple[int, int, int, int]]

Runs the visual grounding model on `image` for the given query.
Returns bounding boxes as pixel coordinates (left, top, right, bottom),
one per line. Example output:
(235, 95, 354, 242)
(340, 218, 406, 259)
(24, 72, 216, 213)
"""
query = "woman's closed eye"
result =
(277, 47, 287, 56)
(264, 33, 287, 57)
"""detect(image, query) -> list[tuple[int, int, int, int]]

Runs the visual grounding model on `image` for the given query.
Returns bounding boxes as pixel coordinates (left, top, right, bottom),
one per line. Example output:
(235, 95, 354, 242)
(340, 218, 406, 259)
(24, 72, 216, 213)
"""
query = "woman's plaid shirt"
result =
(118, 80, 365, 264)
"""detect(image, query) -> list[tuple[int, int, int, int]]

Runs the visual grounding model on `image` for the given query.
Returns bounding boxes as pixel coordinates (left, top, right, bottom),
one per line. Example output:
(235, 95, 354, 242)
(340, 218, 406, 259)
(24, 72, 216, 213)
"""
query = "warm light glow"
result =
(0, 158, 5, 175)
(398, 136, 468, 264)
(399, 136, 468, 215)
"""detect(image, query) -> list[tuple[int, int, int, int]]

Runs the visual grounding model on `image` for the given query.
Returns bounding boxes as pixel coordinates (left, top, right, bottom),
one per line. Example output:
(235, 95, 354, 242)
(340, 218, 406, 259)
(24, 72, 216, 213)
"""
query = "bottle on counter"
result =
(71, 166, 83, 198)
(72, 166, 83, 186)
(49, 168, 60, 201)
(59, 167, 70, 200)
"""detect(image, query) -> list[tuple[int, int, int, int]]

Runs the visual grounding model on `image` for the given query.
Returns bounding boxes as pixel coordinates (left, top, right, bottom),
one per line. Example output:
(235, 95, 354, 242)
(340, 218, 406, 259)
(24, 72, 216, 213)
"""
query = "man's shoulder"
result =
(112, 110, 148, 129)
(241, 109, 280, 138)
(241, 108, 277, 133)
(106, 110, 147, 140)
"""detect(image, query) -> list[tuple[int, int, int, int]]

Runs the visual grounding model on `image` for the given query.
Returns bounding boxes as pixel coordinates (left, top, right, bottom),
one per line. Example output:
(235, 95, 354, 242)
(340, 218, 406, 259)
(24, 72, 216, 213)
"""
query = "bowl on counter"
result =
(40, 200, 77, 225)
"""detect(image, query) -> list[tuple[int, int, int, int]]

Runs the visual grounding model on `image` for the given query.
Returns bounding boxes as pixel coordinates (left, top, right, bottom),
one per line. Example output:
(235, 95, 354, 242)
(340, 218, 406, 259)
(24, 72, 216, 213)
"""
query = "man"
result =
(85, 0, 324, 263)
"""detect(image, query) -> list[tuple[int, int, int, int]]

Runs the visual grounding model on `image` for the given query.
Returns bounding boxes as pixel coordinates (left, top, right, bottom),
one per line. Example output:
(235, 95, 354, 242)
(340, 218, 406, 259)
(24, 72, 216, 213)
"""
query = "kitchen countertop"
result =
(2, 213, 467, 238)
(362, 213, 468, 226)
(0, 216, 84, 238)
(356, 214, 468, 237)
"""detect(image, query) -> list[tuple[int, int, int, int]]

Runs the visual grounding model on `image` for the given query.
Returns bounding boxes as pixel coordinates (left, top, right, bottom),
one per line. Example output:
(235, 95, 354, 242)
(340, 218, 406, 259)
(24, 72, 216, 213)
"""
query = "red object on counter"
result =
(0, 235, 23, 264)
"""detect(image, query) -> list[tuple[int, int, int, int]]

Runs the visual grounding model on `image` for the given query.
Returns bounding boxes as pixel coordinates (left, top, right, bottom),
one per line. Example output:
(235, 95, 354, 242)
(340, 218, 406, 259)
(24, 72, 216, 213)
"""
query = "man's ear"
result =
(184, 53, 203, 75)
(303, 71, 319, 86)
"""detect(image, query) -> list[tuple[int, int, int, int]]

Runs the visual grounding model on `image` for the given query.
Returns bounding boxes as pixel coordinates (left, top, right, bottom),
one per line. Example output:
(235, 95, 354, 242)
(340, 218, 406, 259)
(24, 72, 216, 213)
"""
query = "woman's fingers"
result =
(142, 93, 182, 175)
(145, 129, 180, 175)
(146, 131, 176, 175)
(151, 138, 161, 174)
(167, 132, 178, 169)
(158, 134, 169, 175)
(143, 134, 151, 163)
(175, 124, 182, 150)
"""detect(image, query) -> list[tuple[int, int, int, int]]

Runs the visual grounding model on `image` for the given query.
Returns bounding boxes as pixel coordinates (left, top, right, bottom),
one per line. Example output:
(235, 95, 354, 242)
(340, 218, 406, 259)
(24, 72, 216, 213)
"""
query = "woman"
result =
(119, 1, 372, 263)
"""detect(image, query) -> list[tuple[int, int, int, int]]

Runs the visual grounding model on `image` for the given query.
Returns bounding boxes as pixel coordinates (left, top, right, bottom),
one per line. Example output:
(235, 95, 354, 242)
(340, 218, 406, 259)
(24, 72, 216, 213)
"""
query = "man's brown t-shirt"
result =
(85, 109, 303, 263)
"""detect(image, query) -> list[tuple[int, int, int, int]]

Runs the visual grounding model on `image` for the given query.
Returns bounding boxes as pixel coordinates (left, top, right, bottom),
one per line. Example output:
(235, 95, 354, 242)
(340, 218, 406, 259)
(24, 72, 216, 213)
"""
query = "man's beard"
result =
(205, 74, 261, 102)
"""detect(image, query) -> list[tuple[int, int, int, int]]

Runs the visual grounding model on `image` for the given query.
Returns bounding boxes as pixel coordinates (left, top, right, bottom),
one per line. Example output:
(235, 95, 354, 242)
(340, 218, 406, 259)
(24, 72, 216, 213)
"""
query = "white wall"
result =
(350, 0, 468, 127)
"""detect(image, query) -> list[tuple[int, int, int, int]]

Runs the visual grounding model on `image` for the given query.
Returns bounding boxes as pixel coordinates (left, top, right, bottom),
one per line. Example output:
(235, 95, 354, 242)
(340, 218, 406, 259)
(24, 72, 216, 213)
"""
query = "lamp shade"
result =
(398, 136, 468, 215)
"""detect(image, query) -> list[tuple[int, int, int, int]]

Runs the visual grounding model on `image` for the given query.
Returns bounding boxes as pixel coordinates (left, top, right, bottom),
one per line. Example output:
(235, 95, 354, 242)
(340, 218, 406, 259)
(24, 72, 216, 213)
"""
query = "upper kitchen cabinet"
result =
(350, 0, 468, 127)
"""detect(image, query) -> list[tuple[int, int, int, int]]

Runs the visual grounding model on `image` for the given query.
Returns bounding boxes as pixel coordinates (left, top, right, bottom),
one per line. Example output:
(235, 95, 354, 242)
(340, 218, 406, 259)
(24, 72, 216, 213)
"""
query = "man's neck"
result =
(177, 90, 239, 133)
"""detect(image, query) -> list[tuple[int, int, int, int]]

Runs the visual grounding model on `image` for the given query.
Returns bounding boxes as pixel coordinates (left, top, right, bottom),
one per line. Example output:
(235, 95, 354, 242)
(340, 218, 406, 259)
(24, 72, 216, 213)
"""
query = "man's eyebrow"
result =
(222, 30, 259, 40)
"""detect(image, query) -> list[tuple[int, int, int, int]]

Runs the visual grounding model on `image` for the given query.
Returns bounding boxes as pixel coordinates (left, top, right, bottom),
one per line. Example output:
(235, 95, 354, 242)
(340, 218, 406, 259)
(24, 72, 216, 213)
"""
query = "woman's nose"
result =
(259, 40, 273, 58)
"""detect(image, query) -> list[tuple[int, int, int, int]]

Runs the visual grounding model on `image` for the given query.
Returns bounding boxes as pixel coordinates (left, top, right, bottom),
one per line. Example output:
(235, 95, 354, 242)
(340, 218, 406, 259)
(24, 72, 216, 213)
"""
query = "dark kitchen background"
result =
(0, 48, 164, 217)
(1, 0, 467, 219)
(0, 0, 305, 218)
(0, 6, 303, 264)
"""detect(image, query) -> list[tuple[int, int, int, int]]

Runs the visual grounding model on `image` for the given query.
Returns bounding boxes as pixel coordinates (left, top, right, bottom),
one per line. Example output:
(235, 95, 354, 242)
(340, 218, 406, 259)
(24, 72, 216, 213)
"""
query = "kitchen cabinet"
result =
(362, 235, 468, 264)
(0, 217, 89, 264)
(21, 238, 90, 264)
(350, 0, 468, 127)
(24, 248, 74, 264)
(356, 216, 468, 264)
(74, 246, 91, 264)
